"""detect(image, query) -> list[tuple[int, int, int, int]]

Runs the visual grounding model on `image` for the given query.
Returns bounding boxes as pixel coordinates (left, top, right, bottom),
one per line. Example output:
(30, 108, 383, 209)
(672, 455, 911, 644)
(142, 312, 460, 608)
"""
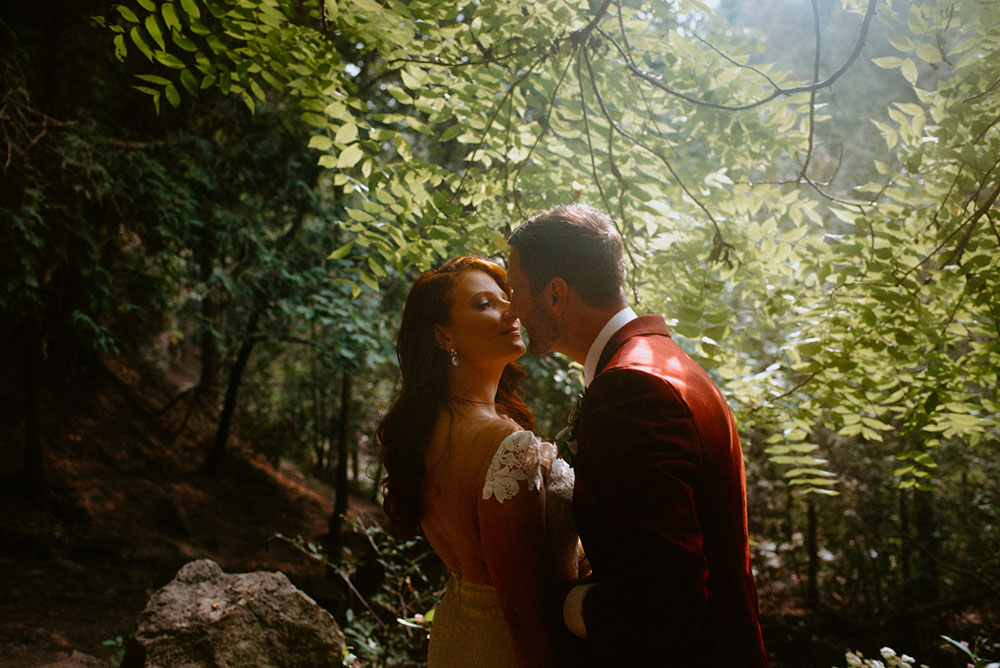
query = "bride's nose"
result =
(502, 301, 517, 322)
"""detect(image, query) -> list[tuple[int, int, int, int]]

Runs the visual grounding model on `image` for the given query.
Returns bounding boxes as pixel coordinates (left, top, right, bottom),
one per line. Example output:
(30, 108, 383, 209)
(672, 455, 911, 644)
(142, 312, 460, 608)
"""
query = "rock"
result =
(123, 559, 345, 668)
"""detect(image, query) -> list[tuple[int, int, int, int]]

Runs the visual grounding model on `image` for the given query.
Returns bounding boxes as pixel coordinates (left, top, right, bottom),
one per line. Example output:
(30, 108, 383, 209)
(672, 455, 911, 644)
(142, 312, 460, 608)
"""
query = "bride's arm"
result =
(477, 433, 563, 668)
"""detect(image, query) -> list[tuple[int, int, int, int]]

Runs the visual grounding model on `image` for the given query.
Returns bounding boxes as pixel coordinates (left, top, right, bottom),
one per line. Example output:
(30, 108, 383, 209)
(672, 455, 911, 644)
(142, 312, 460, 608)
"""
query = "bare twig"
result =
(943, 177, 1000, 267)
(796, 0, 823, 182)
(582, 49, 726, 255)
(579, 49, 648, 295)
(597, 0, 878, 111)
(509, 51, 577, 207)
(965, 75, 1000, 103)
(971, 109, 1000, 145)
(446, 50, 551, 204)
(930, 164, 965, 231)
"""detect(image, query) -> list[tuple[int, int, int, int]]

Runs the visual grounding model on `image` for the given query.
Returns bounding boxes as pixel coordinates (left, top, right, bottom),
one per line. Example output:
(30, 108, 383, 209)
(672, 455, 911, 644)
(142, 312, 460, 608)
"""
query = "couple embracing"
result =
(377, 204, 768, 668)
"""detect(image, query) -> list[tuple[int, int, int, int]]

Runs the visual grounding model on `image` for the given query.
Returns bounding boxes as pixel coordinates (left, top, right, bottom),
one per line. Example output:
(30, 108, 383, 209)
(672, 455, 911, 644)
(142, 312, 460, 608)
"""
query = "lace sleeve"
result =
(482, 431, 559, 503)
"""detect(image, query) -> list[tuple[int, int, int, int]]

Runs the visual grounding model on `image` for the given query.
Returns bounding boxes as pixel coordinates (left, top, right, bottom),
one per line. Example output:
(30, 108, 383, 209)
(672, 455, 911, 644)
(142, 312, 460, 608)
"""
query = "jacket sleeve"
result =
(576, 368, 710, 664)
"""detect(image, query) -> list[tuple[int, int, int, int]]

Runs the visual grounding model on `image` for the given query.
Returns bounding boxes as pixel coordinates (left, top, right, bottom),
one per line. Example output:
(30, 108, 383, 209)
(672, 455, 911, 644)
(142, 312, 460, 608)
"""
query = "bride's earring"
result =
(449, 348, 460, 366)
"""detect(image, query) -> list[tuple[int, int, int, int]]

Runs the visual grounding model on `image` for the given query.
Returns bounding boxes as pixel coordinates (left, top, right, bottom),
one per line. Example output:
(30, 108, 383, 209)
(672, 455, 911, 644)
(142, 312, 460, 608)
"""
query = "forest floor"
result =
(0, 355, 995, 668)
(0, 356, 384, 668)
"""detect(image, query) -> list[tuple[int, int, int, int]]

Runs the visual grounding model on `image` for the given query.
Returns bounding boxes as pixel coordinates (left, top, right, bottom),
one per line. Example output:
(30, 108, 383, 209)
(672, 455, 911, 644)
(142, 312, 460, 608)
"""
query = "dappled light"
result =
(2, 0, 997, 665)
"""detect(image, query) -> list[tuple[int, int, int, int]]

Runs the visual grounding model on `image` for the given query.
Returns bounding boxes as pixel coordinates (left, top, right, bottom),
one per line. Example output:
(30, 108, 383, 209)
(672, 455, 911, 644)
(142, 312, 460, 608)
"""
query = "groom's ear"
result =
(547, 277, 569, 316)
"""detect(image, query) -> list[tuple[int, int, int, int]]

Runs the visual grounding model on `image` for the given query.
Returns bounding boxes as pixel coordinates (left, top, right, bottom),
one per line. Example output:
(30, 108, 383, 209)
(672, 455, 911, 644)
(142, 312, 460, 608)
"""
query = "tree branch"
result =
(446, 50, 552, 205)
(796, 0, 823, 182)
(581, 48, 727, 261)
(509, 50, 576, 215)
(598, 0, 878, 112)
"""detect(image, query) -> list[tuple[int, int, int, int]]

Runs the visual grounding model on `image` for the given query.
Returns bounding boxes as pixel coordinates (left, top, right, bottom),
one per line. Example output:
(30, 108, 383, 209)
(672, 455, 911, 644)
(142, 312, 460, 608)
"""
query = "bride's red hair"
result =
(376, 256, 534, 537)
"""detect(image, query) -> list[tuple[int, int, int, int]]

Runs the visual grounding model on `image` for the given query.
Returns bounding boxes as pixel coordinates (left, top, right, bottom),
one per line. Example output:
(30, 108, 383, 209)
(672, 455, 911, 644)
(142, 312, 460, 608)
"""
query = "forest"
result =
(1, 0, 998, 666)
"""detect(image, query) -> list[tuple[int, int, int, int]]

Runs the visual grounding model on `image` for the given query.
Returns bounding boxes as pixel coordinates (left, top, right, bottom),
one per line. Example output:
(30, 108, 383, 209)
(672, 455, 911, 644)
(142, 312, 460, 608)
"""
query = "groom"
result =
(506, 203, 768, 667)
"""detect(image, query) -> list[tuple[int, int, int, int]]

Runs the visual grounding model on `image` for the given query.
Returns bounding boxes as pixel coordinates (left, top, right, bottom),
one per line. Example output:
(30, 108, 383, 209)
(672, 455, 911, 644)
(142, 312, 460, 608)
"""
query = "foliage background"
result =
(2, 0, 998, 665)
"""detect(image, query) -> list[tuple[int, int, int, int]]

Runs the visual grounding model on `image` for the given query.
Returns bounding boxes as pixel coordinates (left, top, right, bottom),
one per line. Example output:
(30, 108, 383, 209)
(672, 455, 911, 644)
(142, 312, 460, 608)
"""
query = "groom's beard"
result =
(524, 305, 559, 355)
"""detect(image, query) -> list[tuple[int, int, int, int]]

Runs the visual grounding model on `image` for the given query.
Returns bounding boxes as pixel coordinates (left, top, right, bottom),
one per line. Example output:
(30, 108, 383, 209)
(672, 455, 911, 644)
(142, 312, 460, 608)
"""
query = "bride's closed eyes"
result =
(474, 293, 510, 311)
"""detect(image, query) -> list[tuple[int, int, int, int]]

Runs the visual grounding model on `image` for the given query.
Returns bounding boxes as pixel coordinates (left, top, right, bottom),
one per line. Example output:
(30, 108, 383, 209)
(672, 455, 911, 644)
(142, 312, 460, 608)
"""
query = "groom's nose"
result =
(507, 288, 522, 318)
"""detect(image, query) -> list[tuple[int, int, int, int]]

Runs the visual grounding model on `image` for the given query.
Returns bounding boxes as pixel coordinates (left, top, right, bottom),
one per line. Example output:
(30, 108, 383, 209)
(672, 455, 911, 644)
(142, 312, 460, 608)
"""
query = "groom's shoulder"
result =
(604, 327, 690, 378)
(595, 334, 720, 403)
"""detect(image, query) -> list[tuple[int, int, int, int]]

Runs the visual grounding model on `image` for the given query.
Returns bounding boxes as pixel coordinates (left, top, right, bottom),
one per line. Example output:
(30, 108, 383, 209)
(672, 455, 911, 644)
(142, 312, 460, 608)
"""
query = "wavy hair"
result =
(376, 256, 534, 537)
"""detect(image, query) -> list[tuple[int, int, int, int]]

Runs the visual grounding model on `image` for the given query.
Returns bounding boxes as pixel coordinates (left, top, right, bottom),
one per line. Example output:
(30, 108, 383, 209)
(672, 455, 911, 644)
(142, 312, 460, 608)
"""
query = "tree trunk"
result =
(326, 370, 353, 562)
(20, 331, 43, 495)
(806, 496, 820, 610)
(312, 384, 326, 472)
(196, 254, 221, 401)
(370, 455, 383, 504)
(899, 487, 912, 604)
(202, 311, 260, 475)
(351, 437, 360, 484)
(310, 331, 326, 472)
(914, 488, 940, 603)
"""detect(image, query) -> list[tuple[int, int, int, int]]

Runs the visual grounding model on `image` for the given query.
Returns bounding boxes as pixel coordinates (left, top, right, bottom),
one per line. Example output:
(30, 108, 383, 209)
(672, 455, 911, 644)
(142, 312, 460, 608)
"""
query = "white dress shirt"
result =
(583, 307, 638, 386)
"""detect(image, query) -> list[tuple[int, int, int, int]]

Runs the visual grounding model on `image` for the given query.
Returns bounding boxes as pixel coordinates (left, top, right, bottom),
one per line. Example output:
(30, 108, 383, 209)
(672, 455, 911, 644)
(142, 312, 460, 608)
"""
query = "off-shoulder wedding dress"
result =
(424, 430, 579, 668)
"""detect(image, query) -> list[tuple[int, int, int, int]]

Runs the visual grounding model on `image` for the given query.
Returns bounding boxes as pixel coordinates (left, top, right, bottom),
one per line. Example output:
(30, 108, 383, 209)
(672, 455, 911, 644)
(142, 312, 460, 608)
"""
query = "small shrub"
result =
(837, 637, 998, 668)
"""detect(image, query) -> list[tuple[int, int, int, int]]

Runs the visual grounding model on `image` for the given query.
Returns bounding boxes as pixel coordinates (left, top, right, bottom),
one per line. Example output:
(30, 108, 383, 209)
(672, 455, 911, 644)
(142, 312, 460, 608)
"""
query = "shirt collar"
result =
(583, 306, 637, 386)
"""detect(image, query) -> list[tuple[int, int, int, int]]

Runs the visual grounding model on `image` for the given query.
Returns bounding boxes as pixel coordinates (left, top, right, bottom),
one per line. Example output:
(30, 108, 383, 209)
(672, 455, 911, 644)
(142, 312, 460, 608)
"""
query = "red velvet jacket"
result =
(573, 315, 767, 667)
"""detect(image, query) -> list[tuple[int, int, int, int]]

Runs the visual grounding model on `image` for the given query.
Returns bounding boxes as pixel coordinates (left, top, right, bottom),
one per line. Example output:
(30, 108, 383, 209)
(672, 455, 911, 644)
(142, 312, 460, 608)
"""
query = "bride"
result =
(377, 256, 580, 668)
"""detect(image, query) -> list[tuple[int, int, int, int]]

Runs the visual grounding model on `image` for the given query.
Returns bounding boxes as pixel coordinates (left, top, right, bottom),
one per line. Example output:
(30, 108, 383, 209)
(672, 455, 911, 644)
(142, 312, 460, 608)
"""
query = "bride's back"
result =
(420, 408, 520, 585)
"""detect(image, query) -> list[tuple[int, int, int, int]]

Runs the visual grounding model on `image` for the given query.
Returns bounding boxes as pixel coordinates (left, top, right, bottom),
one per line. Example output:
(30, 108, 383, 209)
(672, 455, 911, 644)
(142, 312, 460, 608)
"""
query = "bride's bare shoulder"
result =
(472, 416, 527, 446)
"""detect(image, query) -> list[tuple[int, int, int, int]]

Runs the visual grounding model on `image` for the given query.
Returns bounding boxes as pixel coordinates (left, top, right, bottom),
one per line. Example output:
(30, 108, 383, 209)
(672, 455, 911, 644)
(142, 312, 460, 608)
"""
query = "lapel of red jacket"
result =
(594, 314, 671, 378)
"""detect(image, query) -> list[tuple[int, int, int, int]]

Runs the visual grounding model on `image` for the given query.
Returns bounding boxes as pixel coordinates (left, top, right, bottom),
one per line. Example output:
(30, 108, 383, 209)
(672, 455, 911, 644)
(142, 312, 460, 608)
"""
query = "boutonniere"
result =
(554, 391, 584, 463)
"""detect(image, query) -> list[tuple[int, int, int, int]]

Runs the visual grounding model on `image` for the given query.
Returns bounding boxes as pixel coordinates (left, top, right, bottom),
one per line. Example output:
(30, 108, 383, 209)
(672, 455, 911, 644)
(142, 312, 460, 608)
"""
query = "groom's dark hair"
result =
(507, 203, 626, 309)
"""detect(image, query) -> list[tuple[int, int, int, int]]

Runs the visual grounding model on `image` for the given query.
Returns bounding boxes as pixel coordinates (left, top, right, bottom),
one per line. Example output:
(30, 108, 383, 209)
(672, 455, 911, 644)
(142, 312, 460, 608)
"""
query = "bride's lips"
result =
(503, 326, 522, 337)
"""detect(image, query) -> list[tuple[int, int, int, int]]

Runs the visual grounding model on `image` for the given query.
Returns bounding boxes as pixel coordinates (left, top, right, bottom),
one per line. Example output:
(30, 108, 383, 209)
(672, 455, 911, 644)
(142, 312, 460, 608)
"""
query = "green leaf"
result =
(162, 3, 182, 31)
(368, 257, 387, 278)
(164, 82, 180, 107)
(179, 67, 199, 95)
(173, 33, 198, 51)
(301, 112, 328, 127)
(309, 134, 333, 151)
(153, 50, 186, 69)
(136, 0, 156, 11)
(116, 5, 140, 23)
(337, 143, 364, 168)
(386, 85, 413, 105)
(113, 34, 127, 60)
(324, 101, 351, 122)
(328, 242, 354, 260)
(334, 122, 358, 145)
(135, 73, 172, 85)
(400, 69, 422, 90)
(129, 26, 153, 61)
(346, 208, 374, 222)
(915, 43, 942, 64)
(144, 14, 166, 50)
(872, 56, 904, 69)
(901, 59, 918, 85)
(358, 270, 379, 291)
(250, 78, 266, 102)
(439, 124, 463, 142)
(179, 0, 200, 19)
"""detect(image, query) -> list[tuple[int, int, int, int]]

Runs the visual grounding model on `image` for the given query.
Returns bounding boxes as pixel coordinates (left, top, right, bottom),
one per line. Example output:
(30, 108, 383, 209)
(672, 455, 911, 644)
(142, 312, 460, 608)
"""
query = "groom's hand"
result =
(562, 582, 596, 639)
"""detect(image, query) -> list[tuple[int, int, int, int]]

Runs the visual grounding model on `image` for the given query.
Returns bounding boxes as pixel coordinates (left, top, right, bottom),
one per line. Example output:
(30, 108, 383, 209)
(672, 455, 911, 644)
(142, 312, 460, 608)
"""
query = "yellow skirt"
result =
(427, 572, 518, 668)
